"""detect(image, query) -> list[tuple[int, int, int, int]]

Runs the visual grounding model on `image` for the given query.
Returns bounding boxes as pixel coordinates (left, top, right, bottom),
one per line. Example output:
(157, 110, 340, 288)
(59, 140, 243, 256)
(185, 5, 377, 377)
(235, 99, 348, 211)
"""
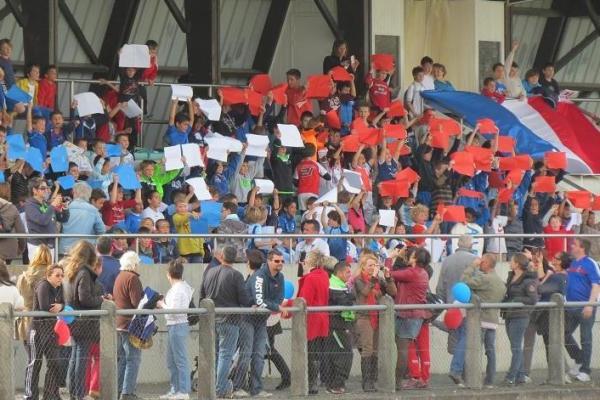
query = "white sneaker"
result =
(159, 392, 175, 400)
(575, 372, 591, 382)
(565, 374, 572, 384)
(255, 391, 272, 398)
(232, 389, 250, 398)
(569, 363, 582, 377)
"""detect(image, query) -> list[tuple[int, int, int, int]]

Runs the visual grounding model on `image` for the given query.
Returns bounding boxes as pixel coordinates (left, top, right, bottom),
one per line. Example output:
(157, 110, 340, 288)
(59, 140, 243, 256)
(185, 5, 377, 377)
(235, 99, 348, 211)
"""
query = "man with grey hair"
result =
(59, 181, 106, 255)
(201, 245, 252, 398)
(436, 235, 477, 387)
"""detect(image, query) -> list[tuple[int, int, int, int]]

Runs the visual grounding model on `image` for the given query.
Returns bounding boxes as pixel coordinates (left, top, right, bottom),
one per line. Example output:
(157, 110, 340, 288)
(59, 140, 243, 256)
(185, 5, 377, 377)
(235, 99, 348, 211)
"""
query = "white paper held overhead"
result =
(341, 169, 363, 194)
(164, 145, 183, 171)
(254, 179, 274, 194)
(186, 177, 212, 201)
(277, 124, 305, 148)
(181, 143, 204, 168)
(123, 99, 143, 118)
(119, 44, 150, 68)
(73, 92, 103, 117)
(378, 209, 396, 228)
(171, 85, 193, 101)
(246, 134, 270, 157)
(316, 188, 338, 204)
(195, 99, 222, 121)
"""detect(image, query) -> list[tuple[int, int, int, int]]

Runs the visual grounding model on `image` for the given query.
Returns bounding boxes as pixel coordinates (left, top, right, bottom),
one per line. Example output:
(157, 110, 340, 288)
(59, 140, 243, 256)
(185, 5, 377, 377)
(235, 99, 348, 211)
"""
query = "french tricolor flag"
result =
(422, 91, 600, 174)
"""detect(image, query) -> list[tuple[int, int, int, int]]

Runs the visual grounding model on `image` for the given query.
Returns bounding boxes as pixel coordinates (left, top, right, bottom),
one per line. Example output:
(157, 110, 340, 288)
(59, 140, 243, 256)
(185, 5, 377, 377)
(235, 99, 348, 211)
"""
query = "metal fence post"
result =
(548, 293, 565, 385)
(464, 296, 482, 389)
(0, 303, 15, 400)
(377, 296, 396, 393)
(198, 299, 216, 400)
(291, 297, 308, 396)
(100, 301, 118, 400)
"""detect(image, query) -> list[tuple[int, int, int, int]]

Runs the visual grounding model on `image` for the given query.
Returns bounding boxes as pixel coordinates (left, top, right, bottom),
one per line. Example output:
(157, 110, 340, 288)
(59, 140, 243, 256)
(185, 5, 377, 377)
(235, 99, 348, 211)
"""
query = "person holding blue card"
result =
(101, 175, 142, 228)
(26, 102, 48, 159)
(45, 111, 75, 151)
(172, 196, 204, 263)
(49, 145, 69, 173)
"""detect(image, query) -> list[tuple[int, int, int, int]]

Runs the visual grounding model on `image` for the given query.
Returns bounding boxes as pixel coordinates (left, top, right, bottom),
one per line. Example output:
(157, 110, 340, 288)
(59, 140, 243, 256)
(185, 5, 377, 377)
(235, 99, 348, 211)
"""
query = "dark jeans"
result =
(266, 324, 290, 383)
(505, 317, 529, 382)
(24, 329, 61, 400)
(322, 328, 353, 389)
(565, 309, 596, 374)
(232, 317, 268, 395)
(482, 328, 496, 385)
(308, 338, 326, 392)
(67, 340, 92, 399)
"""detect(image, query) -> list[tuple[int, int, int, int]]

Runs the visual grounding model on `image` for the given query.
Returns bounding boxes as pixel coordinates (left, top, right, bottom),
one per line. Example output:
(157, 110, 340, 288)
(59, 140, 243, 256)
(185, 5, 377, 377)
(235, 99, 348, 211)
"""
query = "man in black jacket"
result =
(322, 262, 355, 394)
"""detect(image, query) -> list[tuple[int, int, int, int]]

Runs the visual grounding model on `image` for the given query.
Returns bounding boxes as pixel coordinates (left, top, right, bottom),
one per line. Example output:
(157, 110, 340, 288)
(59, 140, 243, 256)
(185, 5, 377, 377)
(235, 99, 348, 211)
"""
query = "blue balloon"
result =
(452, 282, 471, 303)
(59, 305, 75, 325)
(284, 280, 295, 300)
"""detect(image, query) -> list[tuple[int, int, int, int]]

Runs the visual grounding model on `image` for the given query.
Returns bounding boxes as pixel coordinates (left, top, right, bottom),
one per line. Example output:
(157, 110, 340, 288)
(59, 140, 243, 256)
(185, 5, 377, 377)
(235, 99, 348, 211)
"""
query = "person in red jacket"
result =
(390, 247, 431, 390)
(140, 40, 159, 115)
(294, 143, 331, 210)
(297, 250, 330, 395)
(481, 77, 505, 104)
(37, 65, 57, 111)
(544, 214, 572, 259)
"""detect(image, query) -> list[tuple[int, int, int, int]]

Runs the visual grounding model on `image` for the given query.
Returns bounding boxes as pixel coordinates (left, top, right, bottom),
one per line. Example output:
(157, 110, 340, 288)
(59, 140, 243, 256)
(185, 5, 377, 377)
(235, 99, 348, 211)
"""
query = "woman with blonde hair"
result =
(353, 253, 396, 392)
(16, 244, 53, 342)
(62, 240, 105, 400)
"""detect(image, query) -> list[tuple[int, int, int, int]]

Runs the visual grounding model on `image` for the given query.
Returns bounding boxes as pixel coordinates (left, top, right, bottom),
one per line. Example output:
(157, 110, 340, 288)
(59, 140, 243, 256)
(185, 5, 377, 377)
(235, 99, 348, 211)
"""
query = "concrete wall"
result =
(8, 260, 600, 387)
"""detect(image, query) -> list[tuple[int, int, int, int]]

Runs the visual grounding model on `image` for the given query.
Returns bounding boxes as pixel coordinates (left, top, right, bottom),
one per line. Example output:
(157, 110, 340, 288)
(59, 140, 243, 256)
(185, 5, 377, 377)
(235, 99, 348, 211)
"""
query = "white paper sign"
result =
(342, 169, 362, 194)
(254, 179, 274, 194)
(181, 143, 204, 168)
(311, 206, 335, 225)
(566, 212, 583, 231)
(195, 98, 221, 121)
(119, 44, 150, 68)
(204, 134, 243, 162)
(424, 238, 447, 263)
(171, 85, 193, 101)
(164, 145, 183, 171)
(123, 99, 143, 118)
(186, 177, 212, 201)
(246, 134, 270, 157)
(378, 209, 396, 228)
(73, 92, 103, 117)
(316, 188, 338, 204)
(278, 124, 305, 148)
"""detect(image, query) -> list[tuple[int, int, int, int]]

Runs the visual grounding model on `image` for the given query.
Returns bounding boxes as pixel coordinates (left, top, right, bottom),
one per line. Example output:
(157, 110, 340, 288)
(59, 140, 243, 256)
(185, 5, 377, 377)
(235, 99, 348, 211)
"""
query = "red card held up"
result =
(429, 117, 461, 136)
(341, 134, 360, 152)
(358, 127, 382, 146)
(497, 136, 515, 153)
(370, 53, 395, 72)
(378, 180, 409, 198)
(477, 118, 498, 134)
(306, 75, 333, 99)
(439, 205, 466, 223)
(497, 188, 515, 203)
(504, 169, 524, 186)
(325, 109, 341, 130)
(329, 66, 352, 82)
(387, 101, 407, 118)
(383, 123, 407, 139)
(532, 176, 556, 193)
(450, 151, 475, 177)
(592, 196, 600, 211)
(430, 130, 450, 149)
(245, 89, 263, 116)
(465, 146, 493, 171)
(395, 167, 420, 185)
(566, 190, 592, 209)
(249, 74, 272, 95)
(544, 151, 567, 170)
(220, 87, 247, 105)
(386, 141, 411, 156)
(270, 83, 287, 105)
(457, 188, 484, 199)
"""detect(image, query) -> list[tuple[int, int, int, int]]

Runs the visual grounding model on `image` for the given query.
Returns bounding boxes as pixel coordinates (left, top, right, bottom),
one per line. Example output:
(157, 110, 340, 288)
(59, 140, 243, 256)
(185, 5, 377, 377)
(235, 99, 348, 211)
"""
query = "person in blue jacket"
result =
(231, 249, 285, 398)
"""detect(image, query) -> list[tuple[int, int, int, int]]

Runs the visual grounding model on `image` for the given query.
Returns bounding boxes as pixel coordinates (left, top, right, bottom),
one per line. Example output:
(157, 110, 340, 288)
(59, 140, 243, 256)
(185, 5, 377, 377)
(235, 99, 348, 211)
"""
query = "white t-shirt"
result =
(295, 239, 330, 262)
(422, 74, 435, 91)
(451, 222, 484, 257)
(486, 216, 508, 254)
(405, 82, 426, 116)
(0, 285, 24, 310)
(141, 207, 165, 224)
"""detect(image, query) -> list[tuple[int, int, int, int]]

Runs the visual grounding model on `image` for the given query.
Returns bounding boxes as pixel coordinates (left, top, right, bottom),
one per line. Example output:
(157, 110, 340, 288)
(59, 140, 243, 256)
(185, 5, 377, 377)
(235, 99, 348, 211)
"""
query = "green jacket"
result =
(329, 275, 355, 322)
(140, 163, 181, 199)
(462, 265, 506, 325)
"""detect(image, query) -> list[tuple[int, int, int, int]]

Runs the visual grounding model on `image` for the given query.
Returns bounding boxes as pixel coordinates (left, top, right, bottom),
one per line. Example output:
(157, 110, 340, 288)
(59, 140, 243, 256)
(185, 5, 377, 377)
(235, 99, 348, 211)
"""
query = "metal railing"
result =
(0, 295, 597, 399)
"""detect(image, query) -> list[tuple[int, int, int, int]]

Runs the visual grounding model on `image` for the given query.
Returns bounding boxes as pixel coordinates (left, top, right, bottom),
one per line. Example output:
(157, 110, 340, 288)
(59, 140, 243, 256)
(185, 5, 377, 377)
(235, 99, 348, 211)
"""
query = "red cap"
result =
(329, 66, 352, 82)
(341, 134, 360, 152)
(387, 101, 406, 118)
(325, 109, 341, 130)
(306, 75, 333, 99)
(379, 180, 409, 198)
(457, 188, 484, 199)
(383, 123, 407, 140)
(544, 151, 567, 170)
(370, 54, 395, 72)
(498, 188, 515, 203)
(450, 151, 476, 177)
(465, 145, 493, 171)
(477, 118, 498, 134)
(245, 89, 263, 116)
(249, 74, 272, 95)
(220, 87, 247, 105)
(497, 136, 515, 153)
(270, 83, 288, 105)
(532, 176, 556, 193)
(566, 190, 592, 209)
(395, 167, 420, 185)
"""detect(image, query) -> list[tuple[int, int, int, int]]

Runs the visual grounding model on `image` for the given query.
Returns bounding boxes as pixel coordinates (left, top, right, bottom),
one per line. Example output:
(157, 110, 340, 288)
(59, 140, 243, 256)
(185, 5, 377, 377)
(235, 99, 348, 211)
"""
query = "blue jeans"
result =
(117, 331, 142, 395)
(565, 309, 596, 374)
(167, 323, 191, 394)
(505, 317, 529, 382)
(449, 322, 466, 375)
(232, 317, 268, 395)
(67, 340, 91, 399)
(216, 321, 240, 397)
(482, 328, 496, 385)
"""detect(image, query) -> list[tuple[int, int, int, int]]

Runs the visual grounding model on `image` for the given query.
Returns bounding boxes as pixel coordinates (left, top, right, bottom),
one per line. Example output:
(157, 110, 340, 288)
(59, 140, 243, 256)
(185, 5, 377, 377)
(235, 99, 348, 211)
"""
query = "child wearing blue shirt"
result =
(321, 202, 350, 262)
(164, 98, 194, 146)
(26, 103, 48, 158)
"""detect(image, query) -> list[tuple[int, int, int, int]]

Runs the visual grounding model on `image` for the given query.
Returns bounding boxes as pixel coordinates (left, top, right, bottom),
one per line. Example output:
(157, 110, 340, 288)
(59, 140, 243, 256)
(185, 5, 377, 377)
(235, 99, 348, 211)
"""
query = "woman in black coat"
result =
(322, 39, 359, 74)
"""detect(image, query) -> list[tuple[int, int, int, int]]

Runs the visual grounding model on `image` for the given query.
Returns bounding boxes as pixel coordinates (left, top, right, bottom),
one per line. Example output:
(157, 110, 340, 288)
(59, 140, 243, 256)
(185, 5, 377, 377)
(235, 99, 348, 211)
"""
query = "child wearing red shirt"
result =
(140, 40, 159, 115)
(37, 65, 57, 110)
(543, 215, 572, 258)
(101, 176, 143, 228)
(294, 144, 331, 211)
(481, 77, 505, 104)
(285, 68, 312, 126)
(365, 68, 391, 112)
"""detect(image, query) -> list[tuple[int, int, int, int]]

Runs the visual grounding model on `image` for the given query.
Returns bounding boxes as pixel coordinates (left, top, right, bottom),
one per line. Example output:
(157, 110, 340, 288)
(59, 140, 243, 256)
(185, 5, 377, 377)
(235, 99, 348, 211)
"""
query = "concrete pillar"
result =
(0, 303, 15, 400)
(198, 299, 216, 400)
(464, 296, 482, 389)
(100, 301, 118, 400)
(548, 293, 566, 385)
(377, 296, 396, 393)
(290, 297, 308, 396)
